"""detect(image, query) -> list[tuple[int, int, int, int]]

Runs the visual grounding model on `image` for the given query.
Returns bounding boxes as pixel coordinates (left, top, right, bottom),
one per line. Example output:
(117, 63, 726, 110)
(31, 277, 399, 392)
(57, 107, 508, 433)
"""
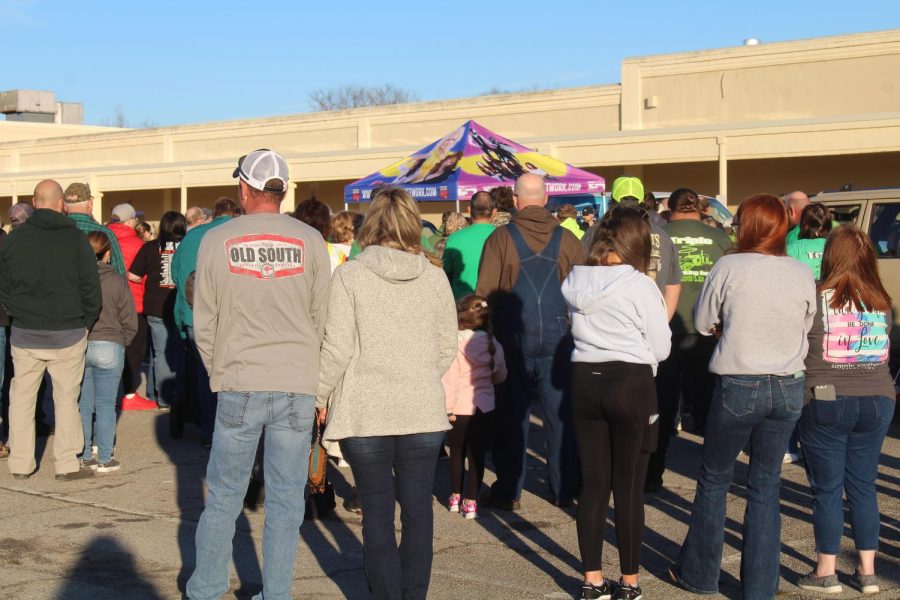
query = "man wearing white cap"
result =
(186, 149, 330, 600)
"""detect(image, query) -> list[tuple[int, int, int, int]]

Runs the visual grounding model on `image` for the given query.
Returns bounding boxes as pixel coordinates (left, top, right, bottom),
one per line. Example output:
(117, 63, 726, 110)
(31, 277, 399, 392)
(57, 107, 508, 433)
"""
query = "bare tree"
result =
(100, 104, 128, 127)
(308, 84, 419, 111)
(99, 105, 157, 128)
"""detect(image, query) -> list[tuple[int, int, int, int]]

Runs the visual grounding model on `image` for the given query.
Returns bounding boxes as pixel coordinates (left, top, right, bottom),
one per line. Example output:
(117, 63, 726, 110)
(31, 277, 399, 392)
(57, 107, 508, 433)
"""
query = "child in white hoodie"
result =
(442, 295, 507, 519)
(561, 206, 671, 600)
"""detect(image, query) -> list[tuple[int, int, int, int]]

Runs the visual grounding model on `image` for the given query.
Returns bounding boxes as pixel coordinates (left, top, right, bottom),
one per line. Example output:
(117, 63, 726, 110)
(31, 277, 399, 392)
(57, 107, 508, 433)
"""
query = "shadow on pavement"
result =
(154, 414, 262, 598)
(52, 534, 164, 600)
(300, 465, 366, 598)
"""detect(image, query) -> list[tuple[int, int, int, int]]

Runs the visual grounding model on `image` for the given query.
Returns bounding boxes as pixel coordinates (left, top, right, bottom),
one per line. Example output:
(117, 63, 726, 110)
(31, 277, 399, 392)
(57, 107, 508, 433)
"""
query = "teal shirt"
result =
(787, 236, 826, 280)
(786, 225, 801, 246)
(68, 213, 126, 276)
(171, 216, 232, 335)
(442, 223, 496, 300)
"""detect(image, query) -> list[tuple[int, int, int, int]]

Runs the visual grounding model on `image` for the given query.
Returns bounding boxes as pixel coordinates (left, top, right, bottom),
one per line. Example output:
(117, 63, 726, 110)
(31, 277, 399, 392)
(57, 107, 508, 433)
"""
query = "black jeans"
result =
(123, 315, 148, 396)
(571, 361, 658, 575)
(647, 333, 716, 485)
(447, 409, 493, 499)
(340, 431, 444, 600)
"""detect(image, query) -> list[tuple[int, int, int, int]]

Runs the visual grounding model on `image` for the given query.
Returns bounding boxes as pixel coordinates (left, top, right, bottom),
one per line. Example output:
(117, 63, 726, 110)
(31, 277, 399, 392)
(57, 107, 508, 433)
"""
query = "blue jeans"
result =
(146, 315, 185, 408)
(78, 341, 125, 463)
(187, 391, 315, 600)
(340, 432, 444, 600)
(186, 326, 217, 440)
(490, 351, 579, 502)
(678, 374, 804, 600)
(800, 395, 894, 554)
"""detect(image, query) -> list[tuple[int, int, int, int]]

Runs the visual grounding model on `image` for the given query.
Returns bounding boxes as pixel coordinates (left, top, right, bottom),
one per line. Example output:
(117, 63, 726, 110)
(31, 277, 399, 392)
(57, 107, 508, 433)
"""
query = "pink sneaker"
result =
(461, 499, 478, 519)
(448, 493, 461, 513)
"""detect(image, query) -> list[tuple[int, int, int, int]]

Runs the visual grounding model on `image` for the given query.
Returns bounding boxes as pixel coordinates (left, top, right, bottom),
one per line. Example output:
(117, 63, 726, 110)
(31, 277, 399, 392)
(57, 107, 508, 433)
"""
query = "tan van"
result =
(813, 188, 900, 359)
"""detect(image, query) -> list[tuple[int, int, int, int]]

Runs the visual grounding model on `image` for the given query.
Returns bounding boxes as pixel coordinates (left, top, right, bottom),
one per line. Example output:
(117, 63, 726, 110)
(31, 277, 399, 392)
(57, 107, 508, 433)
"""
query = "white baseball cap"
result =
(233, 148, 290, 193)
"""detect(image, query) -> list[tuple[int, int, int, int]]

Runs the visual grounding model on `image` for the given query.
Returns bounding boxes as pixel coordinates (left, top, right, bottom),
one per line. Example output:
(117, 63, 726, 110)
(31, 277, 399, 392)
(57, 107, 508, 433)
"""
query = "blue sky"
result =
(2, 0, 898, 127)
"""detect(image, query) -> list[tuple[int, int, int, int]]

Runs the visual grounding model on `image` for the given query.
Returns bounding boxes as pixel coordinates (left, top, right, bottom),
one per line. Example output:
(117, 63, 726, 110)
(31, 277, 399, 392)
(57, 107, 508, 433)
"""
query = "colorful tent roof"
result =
(344, 120, 605, 202)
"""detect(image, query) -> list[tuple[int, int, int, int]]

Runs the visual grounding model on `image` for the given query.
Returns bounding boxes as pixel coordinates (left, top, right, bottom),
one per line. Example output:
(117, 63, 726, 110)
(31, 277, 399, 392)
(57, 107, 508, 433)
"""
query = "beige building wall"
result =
(1, 29, 899, 223)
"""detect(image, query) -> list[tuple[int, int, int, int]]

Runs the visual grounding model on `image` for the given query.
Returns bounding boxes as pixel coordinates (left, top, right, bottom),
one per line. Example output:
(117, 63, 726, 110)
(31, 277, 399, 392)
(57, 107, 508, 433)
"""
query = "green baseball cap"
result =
(611, 176, 644, 203)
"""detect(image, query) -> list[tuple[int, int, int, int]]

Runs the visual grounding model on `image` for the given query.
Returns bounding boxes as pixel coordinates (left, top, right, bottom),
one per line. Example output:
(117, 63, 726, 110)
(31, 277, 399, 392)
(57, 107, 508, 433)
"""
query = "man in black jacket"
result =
(0, 179, 101, 481)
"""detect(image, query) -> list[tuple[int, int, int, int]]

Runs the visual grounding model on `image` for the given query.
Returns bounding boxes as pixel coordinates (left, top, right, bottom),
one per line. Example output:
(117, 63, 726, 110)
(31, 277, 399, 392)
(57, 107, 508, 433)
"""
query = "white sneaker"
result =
(783, 452, 800, 464)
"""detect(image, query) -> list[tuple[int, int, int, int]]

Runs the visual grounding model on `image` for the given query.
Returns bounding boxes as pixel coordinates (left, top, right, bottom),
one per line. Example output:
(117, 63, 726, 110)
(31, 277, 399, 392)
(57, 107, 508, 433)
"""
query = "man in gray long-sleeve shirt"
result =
(186, 149, 330, 600)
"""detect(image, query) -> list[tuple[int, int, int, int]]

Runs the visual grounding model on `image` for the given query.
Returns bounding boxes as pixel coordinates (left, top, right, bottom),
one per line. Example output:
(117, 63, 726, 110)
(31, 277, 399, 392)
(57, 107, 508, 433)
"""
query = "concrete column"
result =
(93, 192, 104, 222)
(717, 136, 728, 205)
(180, 184, 188, 214)
(281, 182, 297, 214)
(89, 175, 102, 221)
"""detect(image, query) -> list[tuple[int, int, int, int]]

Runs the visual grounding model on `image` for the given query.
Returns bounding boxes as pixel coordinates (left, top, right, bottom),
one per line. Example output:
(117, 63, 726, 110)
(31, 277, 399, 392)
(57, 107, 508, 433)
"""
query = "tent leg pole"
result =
(455, 199, 460, 212)
(345, 202, 349, 211)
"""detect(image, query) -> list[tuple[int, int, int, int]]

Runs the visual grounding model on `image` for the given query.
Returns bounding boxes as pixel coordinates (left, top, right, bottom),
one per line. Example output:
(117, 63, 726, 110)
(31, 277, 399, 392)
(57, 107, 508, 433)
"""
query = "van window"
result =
(869, 203, 900, 258)
(825, 203, 863, 226)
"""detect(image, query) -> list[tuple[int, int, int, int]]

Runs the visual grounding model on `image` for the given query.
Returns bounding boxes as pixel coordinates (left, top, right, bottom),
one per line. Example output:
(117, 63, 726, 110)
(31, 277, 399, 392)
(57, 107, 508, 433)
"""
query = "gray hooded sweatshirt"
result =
(562, 264, 672, 374)
(319, 245, 457, 441)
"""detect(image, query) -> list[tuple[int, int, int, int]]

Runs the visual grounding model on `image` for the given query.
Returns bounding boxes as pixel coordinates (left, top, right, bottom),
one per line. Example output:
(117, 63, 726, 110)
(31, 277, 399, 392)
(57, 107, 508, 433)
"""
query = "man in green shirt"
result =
(443, 191, 496, 299)
(647, 188, 733, 492)
(784, 190, 810, 245)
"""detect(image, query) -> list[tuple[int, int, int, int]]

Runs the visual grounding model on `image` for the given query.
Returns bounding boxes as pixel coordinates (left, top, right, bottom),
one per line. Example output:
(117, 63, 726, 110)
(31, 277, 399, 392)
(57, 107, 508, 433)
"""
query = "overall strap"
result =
(540, 226, 565, 259)
(505, 223, 534, 260)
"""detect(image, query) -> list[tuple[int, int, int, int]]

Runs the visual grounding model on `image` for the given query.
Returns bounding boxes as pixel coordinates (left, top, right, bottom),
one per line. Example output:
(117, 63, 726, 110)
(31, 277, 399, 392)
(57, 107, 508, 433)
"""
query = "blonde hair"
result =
(443, 212, 468, 236)
(331, 211, 356, 243)
(357, 187, 422, 253)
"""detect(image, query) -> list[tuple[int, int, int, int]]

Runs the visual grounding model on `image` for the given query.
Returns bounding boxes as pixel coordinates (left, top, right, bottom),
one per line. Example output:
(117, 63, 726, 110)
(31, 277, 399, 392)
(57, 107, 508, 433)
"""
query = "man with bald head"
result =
(185, 206, 212, 231)
(476, 173, 584, 510)
(0, 180, 101, 481)
(784, 190, 810, 245)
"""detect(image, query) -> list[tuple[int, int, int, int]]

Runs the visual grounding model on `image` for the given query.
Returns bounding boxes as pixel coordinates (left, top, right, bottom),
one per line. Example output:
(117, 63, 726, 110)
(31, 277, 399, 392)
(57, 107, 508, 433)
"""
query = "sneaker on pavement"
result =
(96, 459, 121, 473)
(461, 499, 478, 519)
(121, 394, 157, 411)
(783, 452, 800, 464)
(448, 493, 461, 513)
(55, 466, 95, 481)
(0, 441, 8, 459)
(580, 578, 614, 600)
(853, 571, 879, 594)
(613, 579, 642, 600)
(798, 571, 842, 594)
(79, 458, 98, 470)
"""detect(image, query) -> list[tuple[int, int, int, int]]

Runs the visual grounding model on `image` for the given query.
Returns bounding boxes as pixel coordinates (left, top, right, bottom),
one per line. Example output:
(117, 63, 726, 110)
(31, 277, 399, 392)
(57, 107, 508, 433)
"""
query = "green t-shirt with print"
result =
(664, 218, 734, 335)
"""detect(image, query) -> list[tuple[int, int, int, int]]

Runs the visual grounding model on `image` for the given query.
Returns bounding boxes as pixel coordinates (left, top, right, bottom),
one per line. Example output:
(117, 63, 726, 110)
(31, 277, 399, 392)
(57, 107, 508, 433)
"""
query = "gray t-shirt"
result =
(804, 290, 895, 400)
(695, 253, 817, 375)
(11, 327, 85, 349)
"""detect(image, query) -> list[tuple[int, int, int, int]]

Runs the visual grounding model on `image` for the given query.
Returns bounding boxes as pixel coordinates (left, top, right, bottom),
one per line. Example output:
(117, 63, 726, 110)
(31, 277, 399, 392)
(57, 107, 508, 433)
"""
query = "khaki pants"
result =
(8, 336, 88, 476)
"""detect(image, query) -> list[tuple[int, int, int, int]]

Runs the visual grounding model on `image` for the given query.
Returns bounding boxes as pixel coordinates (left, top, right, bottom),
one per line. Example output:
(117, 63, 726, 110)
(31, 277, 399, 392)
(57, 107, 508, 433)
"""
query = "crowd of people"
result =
(0, 148, 894, 600)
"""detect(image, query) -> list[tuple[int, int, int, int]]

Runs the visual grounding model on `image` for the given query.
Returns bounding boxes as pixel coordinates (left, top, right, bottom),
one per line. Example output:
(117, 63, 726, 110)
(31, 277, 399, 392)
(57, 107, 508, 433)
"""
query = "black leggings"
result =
(572, 361, 658, 575)
(447, 409, 493, 499)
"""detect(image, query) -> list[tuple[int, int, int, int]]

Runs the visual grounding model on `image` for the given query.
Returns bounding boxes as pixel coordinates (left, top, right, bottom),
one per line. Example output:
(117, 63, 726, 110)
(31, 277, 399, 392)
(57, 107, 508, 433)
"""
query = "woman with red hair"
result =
(670, 194, 817, 600)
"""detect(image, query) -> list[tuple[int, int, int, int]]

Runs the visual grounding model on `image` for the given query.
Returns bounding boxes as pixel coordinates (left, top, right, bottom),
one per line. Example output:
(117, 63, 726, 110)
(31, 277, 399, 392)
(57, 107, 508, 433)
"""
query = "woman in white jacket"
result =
(561, 206, 671, 600)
